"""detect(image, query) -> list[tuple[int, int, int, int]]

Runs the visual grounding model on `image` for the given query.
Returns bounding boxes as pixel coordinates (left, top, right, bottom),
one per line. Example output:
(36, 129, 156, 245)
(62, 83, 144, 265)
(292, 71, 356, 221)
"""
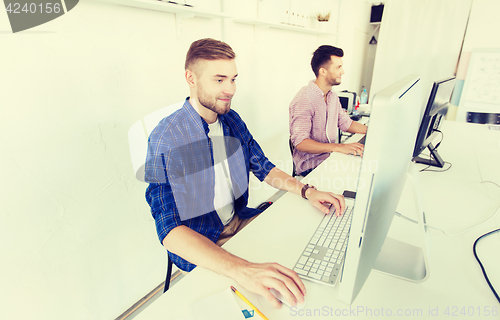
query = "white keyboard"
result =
(292, 204, 353, 286)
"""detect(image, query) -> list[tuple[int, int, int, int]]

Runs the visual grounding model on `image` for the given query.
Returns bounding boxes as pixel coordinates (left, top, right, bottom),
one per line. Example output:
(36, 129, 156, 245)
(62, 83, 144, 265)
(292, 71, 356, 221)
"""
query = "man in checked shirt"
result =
(289, 45, 368, 177)
(145, 38, 345, 309)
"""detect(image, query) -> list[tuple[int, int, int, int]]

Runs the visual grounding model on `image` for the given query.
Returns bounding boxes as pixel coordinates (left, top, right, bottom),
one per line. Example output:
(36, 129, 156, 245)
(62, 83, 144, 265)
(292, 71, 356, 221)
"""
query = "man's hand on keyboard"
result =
(306, 189, 345, 216)
(232, 261, 306, 309)
(332, 142, 364, 156)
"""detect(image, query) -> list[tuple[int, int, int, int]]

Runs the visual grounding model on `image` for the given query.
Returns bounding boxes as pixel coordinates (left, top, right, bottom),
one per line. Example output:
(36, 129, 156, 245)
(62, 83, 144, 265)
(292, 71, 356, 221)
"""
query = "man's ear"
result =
(319, 67, 327, 78)
(185, 69, 196, 88)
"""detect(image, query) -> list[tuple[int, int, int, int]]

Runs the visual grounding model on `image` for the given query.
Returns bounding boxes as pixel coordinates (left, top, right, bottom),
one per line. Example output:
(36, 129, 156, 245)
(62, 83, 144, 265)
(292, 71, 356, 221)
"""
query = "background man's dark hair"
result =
(311, 45, 344, 77)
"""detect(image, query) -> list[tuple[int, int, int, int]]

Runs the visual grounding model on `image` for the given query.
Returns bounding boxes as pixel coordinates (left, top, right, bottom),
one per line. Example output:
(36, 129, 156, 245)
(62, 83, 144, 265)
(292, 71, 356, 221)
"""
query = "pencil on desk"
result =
(230, 286, 269, 320)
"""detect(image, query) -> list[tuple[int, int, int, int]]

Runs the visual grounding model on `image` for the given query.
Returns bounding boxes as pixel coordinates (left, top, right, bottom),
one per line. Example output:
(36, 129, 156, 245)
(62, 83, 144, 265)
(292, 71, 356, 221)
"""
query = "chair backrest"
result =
(466, 112, 500, 125)
(128, 101, 184, 182)
(288, 137, 297, 177)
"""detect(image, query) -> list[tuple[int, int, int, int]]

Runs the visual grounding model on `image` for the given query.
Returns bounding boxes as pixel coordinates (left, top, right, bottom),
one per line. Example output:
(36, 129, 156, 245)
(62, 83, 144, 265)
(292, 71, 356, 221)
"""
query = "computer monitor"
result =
(338, 91, 356, 114)
(338, 75, 429, 305)
(412, 77, 456, 167)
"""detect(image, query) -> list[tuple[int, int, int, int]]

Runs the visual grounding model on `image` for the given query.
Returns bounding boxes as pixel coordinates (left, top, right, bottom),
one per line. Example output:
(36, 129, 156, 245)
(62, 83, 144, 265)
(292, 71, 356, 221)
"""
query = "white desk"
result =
(135, 121, 500, 320)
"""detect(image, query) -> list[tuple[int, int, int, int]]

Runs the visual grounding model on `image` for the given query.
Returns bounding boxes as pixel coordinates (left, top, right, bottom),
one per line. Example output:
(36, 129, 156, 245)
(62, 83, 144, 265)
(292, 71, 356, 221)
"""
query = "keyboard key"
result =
(308, 272, 323, 280)
(294, 268, 308, 276)
(298, 256, 308, 264)
(319, 219, 329, 229)
(293, 205, 352, 285)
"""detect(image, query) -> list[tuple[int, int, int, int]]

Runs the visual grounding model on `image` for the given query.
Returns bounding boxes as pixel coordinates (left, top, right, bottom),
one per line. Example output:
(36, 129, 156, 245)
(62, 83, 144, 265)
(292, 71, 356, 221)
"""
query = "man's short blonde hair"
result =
(185, 38, 236, 76)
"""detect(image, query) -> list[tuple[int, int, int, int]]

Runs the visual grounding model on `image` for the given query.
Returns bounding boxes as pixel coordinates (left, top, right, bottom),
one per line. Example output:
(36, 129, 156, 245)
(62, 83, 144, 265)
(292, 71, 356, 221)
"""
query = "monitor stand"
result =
(372, 163, 431, 282)
(413, 142, 445, 168)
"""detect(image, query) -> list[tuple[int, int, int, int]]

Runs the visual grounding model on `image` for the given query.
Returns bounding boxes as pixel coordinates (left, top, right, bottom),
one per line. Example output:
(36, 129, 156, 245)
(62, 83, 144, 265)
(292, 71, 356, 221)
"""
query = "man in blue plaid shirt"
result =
(145, 38, 345, 309)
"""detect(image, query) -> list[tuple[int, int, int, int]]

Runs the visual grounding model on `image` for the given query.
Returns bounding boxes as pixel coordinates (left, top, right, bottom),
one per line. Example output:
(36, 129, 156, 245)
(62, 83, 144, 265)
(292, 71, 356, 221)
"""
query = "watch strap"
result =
(301, 184, 315, 199)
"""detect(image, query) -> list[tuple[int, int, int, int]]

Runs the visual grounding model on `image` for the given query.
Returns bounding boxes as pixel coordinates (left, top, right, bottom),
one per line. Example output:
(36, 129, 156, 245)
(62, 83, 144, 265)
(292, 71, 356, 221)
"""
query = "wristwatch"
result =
(301, 184, 316, 199)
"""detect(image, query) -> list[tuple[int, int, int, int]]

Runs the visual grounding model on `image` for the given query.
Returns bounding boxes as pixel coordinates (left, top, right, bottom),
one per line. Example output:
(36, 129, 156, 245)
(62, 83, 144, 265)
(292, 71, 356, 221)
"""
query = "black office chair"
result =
(289, 137, 298, 177)
(163, 256, 174, 293)
(466, 112, 500, 125)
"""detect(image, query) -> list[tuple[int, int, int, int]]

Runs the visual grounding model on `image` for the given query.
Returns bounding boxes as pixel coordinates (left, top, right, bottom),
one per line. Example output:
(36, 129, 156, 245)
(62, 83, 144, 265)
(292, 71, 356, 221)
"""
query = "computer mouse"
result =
(269, 288, 306, 310)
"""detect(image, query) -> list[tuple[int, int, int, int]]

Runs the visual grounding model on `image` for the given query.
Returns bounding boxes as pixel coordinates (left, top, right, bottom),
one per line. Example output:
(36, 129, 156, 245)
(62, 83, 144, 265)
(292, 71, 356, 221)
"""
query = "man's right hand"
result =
(164, 226, 306, 309)
(231, 261, 307, 309)
(332, 142, 364, 156)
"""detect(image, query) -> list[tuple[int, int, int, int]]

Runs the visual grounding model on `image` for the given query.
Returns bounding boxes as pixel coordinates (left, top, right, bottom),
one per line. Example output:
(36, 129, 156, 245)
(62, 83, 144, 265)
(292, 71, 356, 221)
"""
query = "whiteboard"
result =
(457, 48, 500, 121)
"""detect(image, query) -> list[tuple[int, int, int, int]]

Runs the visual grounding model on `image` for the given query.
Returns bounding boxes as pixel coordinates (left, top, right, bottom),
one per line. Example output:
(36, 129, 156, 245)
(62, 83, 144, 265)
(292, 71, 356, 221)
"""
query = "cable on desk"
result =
(395, 180, 500, 237)
(473, 228, 500, 304)
(420, 161, 453, 173)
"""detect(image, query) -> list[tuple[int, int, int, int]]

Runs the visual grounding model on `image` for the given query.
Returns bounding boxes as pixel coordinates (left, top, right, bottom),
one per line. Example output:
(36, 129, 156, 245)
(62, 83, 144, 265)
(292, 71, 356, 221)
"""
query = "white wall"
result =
(370, 0, 471, 108)
(462, 0, 500, 52)
(0, 0, 369, 319)
(454, 0, 500, 120)
(0, 1, 218, 319)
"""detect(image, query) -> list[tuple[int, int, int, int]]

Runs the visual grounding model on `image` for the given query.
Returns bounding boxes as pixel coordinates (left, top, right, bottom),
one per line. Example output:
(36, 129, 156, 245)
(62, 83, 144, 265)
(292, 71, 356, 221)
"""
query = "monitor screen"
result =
(412, 77, 456, 167)
(338, 75, 426, 305)
(337, 91, 355, 114)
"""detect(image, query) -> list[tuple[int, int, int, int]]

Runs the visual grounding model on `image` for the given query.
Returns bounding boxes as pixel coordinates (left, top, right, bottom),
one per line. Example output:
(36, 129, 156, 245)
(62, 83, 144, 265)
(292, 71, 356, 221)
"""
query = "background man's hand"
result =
(332, 142, 364, 156)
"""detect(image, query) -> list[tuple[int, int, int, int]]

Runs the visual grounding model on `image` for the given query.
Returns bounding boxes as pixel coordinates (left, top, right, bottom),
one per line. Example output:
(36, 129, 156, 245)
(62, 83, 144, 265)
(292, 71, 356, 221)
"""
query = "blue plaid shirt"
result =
(145, 98, 275, 271)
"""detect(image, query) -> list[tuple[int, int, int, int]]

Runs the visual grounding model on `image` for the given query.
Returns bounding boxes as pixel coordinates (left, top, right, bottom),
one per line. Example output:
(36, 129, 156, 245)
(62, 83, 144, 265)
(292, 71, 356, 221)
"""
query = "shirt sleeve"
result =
(337, 99, 353, 132)
(146, 182, 182, 245)
(144, 124, 182, 245)
(289, 92, 314, 148)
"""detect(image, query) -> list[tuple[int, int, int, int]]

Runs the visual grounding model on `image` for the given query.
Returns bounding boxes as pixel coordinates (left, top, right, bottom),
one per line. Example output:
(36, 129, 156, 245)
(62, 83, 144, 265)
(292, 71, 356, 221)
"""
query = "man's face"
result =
(194, 59, 237, 115)
(324, 55, 344, 86)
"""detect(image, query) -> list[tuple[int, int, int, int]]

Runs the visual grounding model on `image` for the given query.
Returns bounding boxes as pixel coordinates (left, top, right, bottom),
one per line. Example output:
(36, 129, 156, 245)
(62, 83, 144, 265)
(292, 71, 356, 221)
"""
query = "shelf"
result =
(98, 0, 230, 38)
(234, 18, 337, 36)
(99, 0, 230, 19)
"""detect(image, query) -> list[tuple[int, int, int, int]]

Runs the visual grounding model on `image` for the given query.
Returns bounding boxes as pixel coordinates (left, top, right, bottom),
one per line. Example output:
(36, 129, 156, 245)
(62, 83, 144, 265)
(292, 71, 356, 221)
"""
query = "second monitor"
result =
(412, 77, 456, 168)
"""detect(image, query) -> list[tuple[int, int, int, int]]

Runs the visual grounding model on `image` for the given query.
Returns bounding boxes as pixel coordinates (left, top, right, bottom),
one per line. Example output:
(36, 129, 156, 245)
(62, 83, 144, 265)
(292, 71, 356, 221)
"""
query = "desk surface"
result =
(135, 121, 500, 320)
